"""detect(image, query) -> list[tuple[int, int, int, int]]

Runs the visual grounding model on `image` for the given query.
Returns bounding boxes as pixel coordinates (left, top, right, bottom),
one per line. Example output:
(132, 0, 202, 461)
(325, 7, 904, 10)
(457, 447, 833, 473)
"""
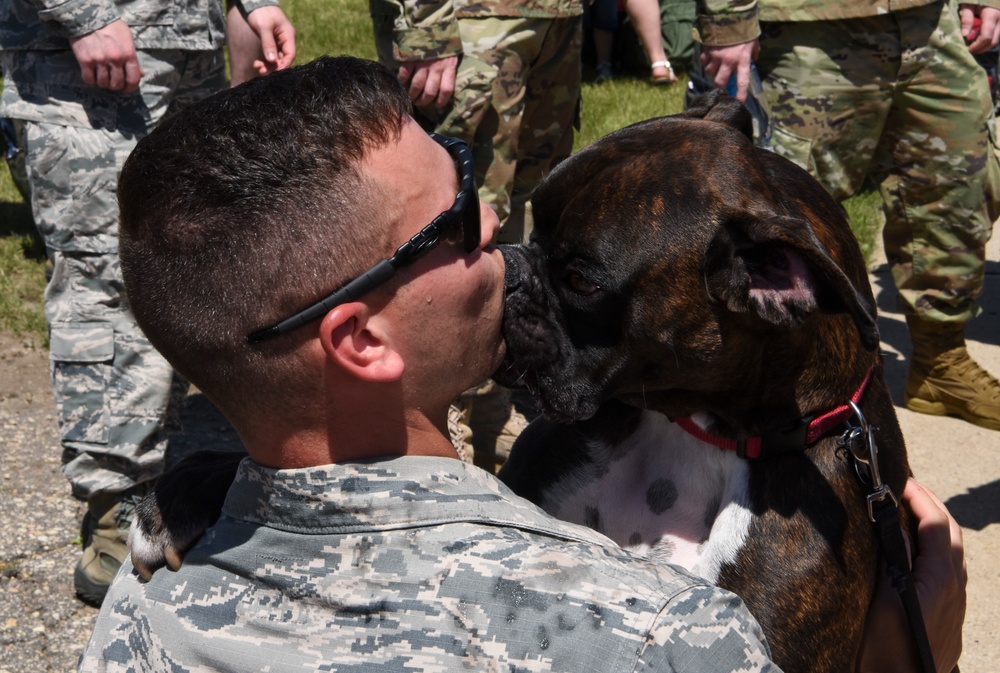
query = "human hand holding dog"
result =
(856, 478, 967, 673)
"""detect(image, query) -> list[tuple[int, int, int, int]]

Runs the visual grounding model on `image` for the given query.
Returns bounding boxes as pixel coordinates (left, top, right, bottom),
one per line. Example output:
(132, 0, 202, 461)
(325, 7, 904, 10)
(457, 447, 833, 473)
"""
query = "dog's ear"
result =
(704, 215, 880, 350)
(682, 89, 754, 142)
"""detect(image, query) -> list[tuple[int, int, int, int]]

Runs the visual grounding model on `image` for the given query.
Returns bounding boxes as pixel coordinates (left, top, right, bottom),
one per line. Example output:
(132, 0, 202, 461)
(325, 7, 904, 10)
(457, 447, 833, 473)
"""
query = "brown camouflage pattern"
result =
(757, 1, 1000, 321)
(696, 0, 1000, 48)
(372, 1, 582, 242)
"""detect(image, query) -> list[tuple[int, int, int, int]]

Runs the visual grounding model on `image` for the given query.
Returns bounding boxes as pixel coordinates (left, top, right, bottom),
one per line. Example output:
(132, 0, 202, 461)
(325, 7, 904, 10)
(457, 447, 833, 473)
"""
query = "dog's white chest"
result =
(542, 411, 752, 583)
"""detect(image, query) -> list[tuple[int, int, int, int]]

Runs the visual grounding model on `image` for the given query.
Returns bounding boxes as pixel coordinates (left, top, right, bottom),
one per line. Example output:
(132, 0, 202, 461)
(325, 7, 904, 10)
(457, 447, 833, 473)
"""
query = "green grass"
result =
(842, 188, 885, 263)
(0, 154, 46, 339)
(281, 0, 377, 63)
(0, 0, 882, 342)
(576, 73, 689, 150)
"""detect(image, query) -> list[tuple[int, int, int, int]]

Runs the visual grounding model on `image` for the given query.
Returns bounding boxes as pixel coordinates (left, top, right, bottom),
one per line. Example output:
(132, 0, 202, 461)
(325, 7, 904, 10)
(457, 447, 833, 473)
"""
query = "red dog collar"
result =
(676, 367, 874, 460)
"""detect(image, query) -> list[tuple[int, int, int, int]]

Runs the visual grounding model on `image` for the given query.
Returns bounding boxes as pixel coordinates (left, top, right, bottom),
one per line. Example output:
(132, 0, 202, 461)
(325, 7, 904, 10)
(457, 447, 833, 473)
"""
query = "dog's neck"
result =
(677, 364, 873, 459)
(639, 318, 877, 440)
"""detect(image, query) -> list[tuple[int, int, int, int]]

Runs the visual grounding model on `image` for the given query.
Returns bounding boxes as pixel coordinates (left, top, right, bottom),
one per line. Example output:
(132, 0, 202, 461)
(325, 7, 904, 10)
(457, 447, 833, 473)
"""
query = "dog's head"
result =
(496, 92, 879, 424)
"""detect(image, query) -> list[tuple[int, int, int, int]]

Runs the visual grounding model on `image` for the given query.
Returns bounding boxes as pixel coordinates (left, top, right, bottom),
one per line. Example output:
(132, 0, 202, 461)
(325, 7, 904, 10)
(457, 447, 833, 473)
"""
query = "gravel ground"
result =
(0, 334, 92, 672)
(0, 248, 997, 672)
(0, 333, 242, 673)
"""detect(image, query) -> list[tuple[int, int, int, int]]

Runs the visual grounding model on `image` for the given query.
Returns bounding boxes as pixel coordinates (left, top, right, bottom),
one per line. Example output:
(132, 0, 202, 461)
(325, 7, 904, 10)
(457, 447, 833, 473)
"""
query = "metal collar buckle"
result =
(837, 400, 899, 523)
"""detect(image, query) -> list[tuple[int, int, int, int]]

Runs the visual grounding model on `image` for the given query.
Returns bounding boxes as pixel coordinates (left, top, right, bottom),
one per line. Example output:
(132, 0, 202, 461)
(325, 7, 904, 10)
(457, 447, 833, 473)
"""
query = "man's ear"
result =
(317, 303, 404, 382)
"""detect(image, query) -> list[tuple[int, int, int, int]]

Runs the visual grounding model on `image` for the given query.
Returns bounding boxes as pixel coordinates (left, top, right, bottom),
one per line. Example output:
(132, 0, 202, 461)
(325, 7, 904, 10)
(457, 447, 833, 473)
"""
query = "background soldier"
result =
(0, 0, 295, 606)
(696, 0, 1000, 432)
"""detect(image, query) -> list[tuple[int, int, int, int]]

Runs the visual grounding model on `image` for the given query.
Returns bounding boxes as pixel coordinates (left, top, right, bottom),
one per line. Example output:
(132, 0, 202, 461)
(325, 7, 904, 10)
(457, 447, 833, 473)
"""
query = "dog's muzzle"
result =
(499, 244, 524, 296)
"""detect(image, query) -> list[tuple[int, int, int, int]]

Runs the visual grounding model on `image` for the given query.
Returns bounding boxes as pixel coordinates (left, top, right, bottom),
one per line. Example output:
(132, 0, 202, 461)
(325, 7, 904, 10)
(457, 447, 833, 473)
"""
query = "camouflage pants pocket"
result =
(766, 122, 817, 180)
(49, 322, 114, 446)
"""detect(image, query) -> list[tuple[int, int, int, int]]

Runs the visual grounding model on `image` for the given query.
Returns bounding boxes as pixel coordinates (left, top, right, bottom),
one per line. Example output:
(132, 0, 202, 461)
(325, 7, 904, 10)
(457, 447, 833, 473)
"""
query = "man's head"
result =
(118, 56, 504, 446)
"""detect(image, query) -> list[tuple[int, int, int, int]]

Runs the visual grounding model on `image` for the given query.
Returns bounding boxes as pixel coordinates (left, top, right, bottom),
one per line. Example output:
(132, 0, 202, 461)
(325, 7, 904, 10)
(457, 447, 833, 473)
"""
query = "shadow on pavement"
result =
(945, 479, 1000, 531)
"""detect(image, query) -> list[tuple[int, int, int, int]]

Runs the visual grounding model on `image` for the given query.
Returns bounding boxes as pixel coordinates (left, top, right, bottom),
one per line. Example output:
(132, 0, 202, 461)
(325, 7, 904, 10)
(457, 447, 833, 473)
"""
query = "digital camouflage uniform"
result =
(371, 0, 583, 244)
(697, 0, 1000, 324)
(79, 455, 781, 673)
(0, 0, 278, 501)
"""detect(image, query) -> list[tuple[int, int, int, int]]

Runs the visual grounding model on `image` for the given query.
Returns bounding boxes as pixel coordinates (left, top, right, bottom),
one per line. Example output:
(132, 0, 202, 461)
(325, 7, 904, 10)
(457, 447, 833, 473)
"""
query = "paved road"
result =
(868, 230, 1000, 673)
(0, 236, 996, 672)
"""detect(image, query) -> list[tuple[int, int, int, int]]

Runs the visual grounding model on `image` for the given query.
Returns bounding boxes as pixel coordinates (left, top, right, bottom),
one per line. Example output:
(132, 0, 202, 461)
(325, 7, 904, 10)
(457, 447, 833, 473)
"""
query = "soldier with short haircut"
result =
(0, 0, 295, 606)
(77, 55, 966, 673)
(697, 0, 1000, 432)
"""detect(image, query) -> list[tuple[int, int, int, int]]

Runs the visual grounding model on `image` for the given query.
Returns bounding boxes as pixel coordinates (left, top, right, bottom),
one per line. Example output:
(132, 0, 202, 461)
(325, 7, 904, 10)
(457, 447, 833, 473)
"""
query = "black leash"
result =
(839, 401, 936, 673)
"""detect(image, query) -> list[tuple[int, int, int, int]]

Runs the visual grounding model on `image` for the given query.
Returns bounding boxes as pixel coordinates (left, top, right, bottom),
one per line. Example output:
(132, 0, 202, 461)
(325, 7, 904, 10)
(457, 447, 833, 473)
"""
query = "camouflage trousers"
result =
(375, 15, 582, 243)
(14, 50, 226, 499)
(758, 0, 1000, 322)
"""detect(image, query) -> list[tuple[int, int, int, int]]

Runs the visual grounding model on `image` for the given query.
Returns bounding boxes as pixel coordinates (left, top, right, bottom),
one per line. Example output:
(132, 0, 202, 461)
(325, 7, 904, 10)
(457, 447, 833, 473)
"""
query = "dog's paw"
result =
(128, 496, 194, 580)
(128, 450, 245, 580)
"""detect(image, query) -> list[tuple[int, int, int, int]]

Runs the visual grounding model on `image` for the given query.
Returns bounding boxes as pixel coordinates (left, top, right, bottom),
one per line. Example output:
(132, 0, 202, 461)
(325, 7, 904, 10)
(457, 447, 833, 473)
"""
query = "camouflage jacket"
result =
(79, 455, 781, 672)
(370, 0, 582, 63)
(697, 0, 1000, 47)
(0, 0, 279, 52)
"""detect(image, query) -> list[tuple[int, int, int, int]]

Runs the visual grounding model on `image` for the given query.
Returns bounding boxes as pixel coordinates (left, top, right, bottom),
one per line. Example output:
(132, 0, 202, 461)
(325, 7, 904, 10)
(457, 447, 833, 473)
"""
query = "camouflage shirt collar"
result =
(221, 455, 612, 547)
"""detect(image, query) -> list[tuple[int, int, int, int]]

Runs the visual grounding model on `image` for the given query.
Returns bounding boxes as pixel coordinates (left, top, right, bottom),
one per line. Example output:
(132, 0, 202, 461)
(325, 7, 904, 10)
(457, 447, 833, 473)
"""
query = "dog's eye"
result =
(566, 272, 600, 295)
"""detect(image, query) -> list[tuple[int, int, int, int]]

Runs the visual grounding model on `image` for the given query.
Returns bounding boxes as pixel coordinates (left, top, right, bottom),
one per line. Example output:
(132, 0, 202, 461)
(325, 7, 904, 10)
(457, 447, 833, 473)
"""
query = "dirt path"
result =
(0, 238, 997, 671)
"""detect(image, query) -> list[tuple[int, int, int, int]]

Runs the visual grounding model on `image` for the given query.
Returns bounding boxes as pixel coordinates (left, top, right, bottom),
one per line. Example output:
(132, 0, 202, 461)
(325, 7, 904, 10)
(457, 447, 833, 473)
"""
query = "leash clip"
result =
(838, 400, 898, 522)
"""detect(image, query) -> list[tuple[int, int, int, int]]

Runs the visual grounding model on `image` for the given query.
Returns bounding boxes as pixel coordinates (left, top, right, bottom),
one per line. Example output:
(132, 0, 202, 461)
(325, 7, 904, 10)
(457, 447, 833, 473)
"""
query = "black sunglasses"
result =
(247, 133, 481, 344)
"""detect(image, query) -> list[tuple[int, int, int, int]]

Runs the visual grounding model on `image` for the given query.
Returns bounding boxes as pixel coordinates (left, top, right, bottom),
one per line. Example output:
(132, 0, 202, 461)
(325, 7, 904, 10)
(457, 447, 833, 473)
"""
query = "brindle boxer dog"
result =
(494, 91, 912, 673)
(130, 92, 916, 672)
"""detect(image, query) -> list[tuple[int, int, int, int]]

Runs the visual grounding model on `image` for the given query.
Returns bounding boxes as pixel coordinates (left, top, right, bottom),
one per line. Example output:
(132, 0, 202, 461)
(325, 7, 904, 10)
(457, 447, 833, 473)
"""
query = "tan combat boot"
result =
(74, 486, 148, 606)
(905, 316, 1000, 431)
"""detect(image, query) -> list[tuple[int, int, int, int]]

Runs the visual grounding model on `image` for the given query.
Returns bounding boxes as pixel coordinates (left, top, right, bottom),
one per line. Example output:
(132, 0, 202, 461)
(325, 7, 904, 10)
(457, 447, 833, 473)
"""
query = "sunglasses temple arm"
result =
(247, 259, 398, 343)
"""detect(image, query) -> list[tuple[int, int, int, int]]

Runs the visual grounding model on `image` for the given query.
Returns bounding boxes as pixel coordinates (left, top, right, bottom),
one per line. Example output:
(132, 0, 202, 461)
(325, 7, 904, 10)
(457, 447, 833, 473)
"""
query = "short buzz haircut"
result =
(118, 56, 412, 423)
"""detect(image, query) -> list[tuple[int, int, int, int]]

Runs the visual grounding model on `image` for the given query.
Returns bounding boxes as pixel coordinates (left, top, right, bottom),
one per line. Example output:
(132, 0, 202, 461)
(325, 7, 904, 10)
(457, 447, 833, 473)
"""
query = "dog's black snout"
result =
(498, 244, 524, 292)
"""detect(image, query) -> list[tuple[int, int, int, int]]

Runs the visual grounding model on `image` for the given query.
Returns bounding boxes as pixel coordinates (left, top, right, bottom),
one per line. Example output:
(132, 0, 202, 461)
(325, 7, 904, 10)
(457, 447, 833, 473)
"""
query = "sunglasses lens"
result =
(431, 134, 481, 253)
(462, 191, 481, 253)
